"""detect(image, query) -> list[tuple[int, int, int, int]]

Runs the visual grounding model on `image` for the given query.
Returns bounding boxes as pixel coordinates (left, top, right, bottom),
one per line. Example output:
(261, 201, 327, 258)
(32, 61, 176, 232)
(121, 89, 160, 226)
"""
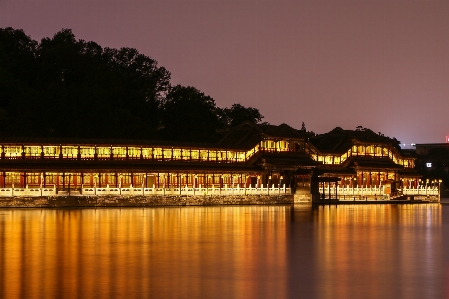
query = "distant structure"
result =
(415, 143, 449, 155)
(0, 122, 438, 203)
(415, 143, 449, 185)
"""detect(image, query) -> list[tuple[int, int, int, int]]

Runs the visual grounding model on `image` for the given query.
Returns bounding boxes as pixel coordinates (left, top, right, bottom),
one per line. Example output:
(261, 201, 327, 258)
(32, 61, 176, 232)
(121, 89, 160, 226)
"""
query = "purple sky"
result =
(1, 0, 448, 144)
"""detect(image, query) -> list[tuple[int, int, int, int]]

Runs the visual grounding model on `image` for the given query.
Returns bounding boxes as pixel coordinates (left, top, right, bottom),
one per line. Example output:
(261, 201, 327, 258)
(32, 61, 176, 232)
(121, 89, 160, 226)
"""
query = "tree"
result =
(219, 103, 264, 127)
(0, 28, 171, 139)
(0, 27, 271, 142)
(0, 28, 39, 129)
(160, 85, 221, 142)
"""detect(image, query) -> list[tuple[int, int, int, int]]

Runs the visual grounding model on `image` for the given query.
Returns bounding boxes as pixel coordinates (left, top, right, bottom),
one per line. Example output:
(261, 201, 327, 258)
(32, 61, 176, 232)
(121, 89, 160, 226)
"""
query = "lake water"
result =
(0, 204, 448, 299)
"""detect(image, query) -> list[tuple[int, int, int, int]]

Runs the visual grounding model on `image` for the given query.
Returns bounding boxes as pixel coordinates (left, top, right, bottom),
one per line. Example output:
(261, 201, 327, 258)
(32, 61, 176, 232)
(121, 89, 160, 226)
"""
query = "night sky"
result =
(1, 0, 448, 145)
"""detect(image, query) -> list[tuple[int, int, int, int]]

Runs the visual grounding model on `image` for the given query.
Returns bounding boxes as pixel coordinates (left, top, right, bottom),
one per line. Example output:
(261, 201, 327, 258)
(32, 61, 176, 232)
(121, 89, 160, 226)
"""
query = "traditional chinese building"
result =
(0, 122, 433, 201)
(308, 127, 423, 201)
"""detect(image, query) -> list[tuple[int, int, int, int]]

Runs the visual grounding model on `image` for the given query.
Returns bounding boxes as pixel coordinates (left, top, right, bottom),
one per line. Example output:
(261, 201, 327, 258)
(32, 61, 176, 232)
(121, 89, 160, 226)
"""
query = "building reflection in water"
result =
(0, 204, 446, 299)
(288, 204, 443, 299)
(0, 207, 289, 299)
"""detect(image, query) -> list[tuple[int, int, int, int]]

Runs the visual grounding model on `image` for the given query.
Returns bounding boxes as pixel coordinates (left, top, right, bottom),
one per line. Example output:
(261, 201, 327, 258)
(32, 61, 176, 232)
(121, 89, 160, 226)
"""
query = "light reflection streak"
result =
(0, 207, 289, 299)
(0, 204, 446, 299)
(313, 204, 442, 299)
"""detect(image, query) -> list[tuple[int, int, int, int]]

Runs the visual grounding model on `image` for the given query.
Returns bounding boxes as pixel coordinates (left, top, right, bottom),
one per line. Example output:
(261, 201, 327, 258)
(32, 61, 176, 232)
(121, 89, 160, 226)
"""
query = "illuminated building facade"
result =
(0, 122, 432, 201)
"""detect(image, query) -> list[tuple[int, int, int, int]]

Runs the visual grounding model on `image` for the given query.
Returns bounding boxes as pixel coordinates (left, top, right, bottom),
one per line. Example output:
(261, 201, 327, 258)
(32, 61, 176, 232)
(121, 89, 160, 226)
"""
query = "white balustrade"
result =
(0, 188, 12, 197)
(318, 185, 441, 198)
(0, 183, 291, 197)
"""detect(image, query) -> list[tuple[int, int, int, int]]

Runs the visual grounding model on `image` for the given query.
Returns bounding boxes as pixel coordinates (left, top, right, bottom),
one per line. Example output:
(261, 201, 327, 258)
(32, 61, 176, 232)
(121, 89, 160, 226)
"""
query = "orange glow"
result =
(0, 207, 289, 299)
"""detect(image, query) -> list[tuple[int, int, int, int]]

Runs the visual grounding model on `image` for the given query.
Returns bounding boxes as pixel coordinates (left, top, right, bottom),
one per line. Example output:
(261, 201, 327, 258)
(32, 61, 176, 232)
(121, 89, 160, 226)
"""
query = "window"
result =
(79, 147, 95, 159)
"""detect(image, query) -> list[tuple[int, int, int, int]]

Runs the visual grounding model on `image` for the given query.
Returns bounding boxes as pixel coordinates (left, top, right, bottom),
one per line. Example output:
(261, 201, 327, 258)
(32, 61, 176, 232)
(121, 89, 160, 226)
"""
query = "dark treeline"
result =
(0, 28, 264, 142)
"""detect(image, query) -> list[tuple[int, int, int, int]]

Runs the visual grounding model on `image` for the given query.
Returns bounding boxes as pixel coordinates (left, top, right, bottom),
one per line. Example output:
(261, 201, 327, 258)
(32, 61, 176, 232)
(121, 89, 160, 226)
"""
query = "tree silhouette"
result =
(0, 27, 171, 139)
(219, 103, 264, 127)
(0, 27, 269, 141)
(160, 85, 221, 142)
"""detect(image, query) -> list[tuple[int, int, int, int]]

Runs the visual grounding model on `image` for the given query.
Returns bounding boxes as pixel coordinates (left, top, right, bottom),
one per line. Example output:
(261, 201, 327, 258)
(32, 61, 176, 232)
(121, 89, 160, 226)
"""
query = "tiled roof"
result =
(0, 136, 240, 150)
(217, 122, 312, 148)
(398, 169, 420, 177)
(316, 168, 357, 175)
(0, 122, 312, 151)
(255, 156, 319, 168)
(216, 123, 260, 148)
(257, 123, 313, 139)
(310, 127, 400, 154)
(347, 157, 403, 169)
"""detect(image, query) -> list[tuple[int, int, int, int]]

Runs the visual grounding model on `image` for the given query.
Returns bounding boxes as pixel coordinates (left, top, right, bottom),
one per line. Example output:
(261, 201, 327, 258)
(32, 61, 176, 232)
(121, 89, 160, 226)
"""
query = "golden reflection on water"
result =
(0, 207, 289, 299)
(0, 204, 446, 299)
(313, 204, 443, 299)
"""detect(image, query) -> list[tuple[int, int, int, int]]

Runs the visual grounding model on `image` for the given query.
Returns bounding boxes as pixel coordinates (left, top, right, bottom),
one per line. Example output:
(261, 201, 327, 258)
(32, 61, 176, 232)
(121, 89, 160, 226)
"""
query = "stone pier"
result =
(0, 194, 294, 208)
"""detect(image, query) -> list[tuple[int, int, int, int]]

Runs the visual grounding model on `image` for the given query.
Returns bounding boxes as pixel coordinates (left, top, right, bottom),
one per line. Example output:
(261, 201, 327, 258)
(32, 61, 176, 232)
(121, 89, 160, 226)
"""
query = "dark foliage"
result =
(0, 27, 265, 142)
(160, 85, 222, 142)
(219, 103, 264, 128)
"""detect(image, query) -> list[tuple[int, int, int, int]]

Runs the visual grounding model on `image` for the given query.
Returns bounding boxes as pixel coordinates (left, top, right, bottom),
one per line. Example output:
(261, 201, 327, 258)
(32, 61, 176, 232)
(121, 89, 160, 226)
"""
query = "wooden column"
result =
(77, 146, 81, 160)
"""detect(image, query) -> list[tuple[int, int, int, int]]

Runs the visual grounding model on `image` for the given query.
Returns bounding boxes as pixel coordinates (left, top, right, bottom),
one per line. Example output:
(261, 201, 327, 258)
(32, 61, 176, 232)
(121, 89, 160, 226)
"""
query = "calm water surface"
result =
(0, 204, 448, 299)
